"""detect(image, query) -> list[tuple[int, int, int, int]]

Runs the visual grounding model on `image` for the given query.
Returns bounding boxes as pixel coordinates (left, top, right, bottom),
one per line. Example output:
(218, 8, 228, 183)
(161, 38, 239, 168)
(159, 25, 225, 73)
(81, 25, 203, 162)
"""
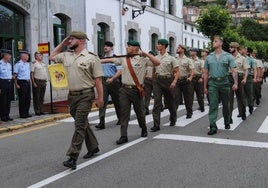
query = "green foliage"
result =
(195, 6, 232, 40)
(237, 19, 268, 41)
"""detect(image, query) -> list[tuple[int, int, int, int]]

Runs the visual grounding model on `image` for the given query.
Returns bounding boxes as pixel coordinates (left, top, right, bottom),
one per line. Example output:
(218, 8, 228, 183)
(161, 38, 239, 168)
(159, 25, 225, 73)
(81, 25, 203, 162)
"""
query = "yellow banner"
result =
(48, 64, 68, 90)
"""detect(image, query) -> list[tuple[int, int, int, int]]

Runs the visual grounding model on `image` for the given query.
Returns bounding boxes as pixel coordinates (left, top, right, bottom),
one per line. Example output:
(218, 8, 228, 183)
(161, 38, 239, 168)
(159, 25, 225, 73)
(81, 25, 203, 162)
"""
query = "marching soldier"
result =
(102, 40, 161, 144)
(239, 46, 257, 114)
(49, 31, 104, 170)
(251, 50, 263, 105)
(13, 50, 32, 118)
(190, 48, 205, 112)
(203, 36, 237, 135)
(151, 39, 179, 132)
(144, 51, 156, 115)
(228, 42, 249, 122)
(0, 49, 13, 122)
(175, 44, 194, 118)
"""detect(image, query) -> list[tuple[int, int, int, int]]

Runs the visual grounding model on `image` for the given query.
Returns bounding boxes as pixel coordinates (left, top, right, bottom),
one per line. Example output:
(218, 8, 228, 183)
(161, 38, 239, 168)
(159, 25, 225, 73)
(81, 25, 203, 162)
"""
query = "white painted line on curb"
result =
(257, 116, 268, 133)
(27, 137, 147, 188)
(154, 134, 268, 149)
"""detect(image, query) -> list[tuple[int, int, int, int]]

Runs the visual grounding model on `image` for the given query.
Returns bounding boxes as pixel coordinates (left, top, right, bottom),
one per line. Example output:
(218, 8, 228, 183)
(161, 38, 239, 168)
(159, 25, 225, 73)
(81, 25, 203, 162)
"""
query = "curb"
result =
(0, 106, 103, 134)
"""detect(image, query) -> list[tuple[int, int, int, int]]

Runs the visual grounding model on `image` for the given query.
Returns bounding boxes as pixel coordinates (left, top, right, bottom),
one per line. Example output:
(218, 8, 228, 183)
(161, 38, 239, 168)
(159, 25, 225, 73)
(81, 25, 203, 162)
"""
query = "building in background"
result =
(0, 0, 210, 102)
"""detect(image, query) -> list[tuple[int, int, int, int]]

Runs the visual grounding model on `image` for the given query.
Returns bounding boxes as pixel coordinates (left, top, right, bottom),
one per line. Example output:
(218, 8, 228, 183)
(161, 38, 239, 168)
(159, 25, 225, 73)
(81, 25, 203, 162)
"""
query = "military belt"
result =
(0, 79, 12, 82)
(18, 79, 30, 82)
(69, 88, 94, 96)
(210, 77, 227, 81)
(122, 84, 137, 89)
(156, 74, 171, 79)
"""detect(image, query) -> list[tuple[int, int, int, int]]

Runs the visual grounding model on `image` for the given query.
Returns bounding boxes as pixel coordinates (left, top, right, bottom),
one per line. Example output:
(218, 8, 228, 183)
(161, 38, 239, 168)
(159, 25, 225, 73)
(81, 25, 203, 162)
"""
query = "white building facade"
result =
(0, 0, 210, 103)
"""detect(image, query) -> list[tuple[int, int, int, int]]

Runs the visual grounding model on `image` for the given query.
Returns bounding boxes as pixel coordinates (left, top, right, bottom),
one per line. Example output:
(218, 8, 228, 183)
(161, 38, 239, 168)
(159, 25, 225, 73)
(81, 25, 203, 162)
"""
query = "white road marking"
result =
(92, 105, 154, 124)
(217, 107, 256, 130)
(154, 134, 268, 149)
(57, 108, 115, 122)
(164, 106, 209, 127)
(257, 116, 268, 133)
(129, 105, 185, 125)
(27, 137, 147, 188)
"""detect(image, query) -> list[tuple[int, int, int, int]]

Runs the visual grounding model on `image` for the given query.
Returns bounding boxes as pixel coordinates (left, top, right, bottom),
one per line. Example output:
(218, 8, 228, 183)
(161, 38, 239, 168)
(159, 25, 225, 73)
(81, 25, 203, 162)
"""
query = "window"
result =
(169, 37, 175, 56)
(191, 27, 194, 32)
(128, 29, 137, 41)
(151, 33, 158, 54)
(151, 0, 155, 8)
(97, 22, 110, 56)
(168, 0, 174, 15)
(53, 14, 67, 47)
(184, 38, 187, 46)
(184, 25, 187, 30)
(198, 40, 200, 49)
(191, 39, 194, 48)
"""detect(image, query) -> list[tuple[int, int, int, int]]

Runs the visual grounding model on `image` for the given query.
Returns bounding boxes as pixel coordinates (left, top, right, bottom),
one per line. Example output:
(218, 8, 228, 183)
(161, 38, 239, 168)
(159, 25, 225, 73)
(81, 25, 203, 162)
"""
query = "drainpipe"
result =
(164, 0, 166, 37)
(119, 0, 123, 54)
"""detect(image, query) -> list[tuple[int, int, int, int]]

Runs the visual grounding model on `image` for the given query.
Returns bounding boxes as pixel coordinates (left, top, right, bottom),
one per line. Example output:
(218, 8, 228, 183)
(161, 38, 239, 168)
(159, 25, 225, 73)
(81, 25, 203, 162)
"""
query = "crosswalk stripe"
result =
(217, 107, 256, 130)
(128, 105, 181, 125)
(257, 116, 268, 133)
(164, 106, 209, 127)
(57, 108, 115, 123)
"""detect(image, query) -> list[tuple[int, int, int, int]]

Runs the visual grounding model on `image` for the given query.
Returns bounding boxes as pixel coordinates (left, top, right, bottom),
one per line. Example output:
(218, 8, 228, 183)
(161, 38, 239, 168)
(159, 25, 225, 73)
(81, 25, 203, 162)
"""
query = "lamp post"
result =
(132, 0, 147, 19)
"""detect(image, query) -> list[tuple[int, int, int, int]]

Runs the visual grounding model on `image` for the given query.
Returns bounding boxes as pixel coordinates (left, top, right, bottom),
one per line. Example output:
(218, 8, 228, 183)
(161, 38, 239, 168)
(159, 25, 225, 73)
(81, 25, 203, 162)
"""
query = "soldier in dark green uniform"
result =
(203, 36, 238, 135)
(50, 31, 104, 170)
(228, 42, 249, 122)
(239, 46, 257, 114)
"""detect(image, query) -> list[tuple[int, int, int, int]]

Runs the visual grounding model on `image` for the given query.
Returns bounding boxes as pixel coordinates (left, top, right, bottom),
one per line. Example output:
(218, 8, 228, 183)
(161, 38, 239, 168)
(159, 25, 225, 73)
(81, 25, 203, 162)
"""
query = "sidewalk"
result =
(0, 100, 107, 134)
(0, 101, 72, 134)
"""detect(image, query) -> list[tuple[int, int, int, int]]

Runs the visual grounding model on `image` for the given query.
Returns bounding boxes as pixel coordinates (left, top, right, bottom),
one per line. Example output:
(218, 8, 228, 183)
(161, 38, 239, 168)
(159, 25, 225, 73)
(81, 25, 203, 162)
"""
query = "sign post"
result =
(38, 42, 54, 114)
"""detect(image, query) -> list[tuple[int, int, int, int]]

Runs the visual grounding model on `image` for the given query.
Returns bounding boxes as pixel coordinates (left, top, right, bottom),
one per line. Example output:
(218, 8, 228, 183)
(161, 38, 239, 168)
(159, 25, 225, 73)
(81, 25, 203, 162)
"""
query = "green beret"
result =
(229, 42, 239, 48)
(127, 40, 140, 47)
(158, 39, 169, 45)
(179, 44, 187, 50)
(69, 31, 89, 40)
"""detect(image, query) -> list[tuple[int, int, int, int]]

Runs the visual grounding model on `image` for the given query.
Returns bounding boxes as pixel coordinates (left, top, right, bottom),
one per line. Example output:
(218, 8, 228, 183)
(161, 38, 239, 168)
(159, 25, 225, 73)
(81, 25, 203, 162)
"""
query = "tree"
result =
(195, 6, 232, 40)
(238, 19, 268, 41)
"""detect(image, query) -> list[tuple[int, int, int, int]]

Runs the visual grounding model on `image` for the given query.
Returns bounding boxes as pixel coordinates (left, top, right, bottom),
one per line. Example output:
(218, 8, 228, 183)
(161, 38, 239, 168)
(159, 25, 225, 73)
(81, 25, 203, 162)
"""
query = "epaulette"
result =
(88, 51, 97, 56)
(32, 60, 36, 64)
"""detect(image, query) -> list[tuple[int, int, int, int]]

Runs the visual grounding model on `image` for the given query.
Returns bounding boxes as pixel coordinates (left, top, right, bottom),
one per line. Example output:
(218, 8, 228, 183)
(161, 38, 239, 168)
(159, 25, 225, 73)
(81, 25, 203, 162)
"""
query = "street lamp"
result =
(132, 0, 147, 19)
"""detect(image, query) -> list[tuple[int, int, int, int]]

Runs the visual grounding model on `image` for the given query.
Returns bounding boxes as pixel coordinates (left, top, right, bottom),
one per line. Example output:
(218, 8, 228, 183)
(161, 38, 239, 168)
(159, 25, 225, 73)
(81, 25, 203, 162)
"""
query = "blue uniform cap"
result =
(19, 50, 30, 54)
(0, 49, 12, 55)
(190, 48, 198, 52)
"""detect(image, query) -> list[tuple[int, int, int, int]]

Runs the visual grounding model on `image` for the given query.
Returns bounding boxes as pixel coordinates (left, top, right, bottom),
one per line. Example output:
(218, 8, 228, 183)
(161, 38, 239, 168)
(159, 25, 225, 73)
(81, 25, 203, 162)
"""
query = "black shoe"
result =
(27, 114, 32, 118)
(83, 147, 100, 159)
(256, 98, 260, 105)
(208, 129, 217, 135)
(186, 114, 192, 119)
(249, 106, 253, 114)
(95, 123, 105, 129)
(141, 129, 148, 137)
(150, 126, 160, 132)
(116, 136, 128, 145)
(63, 158, 77, 170)
(225, 124, 230, 129)
(116, 120, 121, 125)
(20, 115, 28, 119)
(237, 114, 241, 118)
(198, 107, 205, 112)
(35, 113, 41, 116)
(242, 114, 246, 120)
(170, 122, 176, 126)
(230, 118, 233, 124)
(40, 112, 45, 115)
(7, 117, 13, 121)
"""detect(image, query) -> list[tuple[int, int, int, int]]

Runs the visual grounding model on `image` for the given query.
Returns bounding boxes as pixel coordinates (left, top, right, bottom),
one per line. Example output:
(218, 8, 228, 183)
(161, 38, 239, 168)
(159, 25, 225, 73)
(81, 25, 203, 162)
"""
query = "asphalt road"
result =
(1, 83, 268, 188)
